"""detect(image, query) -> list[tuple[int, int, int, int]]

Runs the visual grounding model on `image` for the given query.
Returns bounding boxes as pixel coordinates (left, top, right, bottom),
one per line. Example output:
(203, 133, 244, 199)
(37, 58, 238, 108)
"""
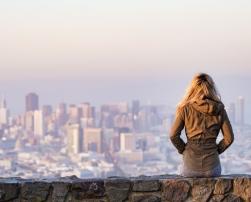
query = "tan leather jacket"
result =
(169, 98, 234, 171)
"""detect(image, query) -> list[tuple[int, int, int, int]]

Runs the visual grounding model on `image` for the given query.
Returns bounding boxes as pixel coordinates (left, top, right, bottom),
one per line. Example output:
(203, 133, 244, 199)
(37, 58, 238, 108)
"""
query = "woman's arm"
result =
(217, 109, 234, 154)
(169, 107, 186, 154)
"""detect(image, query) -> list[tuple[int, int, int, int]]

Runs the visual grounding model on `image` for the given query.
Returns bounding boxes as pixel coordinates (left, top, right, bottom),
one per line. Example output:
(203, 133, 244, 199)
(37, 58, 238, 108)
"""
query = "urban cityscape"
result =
(0, 93, 249, 178)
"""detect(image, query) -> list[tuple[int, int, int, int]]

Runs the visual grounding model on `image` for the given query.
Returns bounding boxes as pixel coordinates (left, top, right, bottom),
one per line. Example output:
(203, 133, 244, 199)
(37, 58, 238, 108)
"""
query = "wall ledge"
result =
(0, 174, 250, 201)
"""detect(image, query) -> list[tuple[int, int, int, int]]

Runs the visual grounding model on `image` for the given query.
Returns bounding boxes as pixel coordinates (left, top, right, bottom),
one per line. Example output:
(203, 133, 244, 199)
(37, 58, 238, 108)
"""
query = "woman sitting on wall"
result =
(170, 73, 234, 177)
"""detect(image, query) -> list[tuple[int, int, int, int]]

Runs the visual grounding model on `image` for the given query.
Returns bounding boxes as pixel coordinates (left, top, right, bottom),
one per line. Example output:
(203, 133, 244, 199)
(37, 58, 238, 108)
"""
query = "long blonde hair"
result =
(178, 73, 221, 109)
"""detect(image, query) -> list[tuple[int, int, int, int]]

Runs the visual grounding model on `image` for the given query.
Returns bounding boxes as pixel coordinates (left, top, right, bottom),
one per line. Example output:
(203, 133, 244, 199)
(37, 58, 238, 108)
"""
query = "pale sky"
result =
(0, 0, 251, 120)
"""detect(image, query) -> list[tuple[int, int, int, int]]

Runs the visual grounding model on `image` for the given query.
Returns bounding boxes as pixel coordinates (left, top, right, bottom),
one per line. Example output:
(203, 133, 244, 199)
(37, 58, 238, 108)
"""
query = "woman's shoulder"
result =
(176, 104, 190, 118)
(177, 103, 192, 112)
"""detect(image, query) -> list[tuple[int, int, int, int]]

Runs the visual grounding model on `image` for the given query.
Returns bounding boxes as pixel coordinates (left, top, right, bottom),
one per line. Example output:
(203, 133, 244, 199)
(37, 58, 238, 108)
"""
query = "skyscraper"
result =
(0, 96, 9, 126)
(79, 102, 93, 118)
(236, 96, 244, 126)
(120, 133, 135, 152)
(67, 123, 83, 154)
(79, 102, 95, 128)
(34, 110, 45, 137)
(83, 128, 103, 153)
(42, 105, 53, 117)
(56, 103, 68, 126)
(25, 111, 34, 132)
(68, 104, 81, 123)
(132, 100, 140, 115)
(25, 93, 39, 112)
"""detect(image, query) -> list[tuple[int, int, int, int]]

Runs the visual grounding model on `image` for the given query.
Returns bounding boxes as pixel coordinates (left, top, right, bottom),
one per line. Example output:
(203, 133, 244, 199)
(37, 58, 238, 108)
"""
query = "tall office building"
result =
(120, 133, 135, 152)
(25, 111, 34, 132)
(0, 97, 9, 125)
(56, 103, 68, 126)
(83, 128, 103, 153)
(79, 102, 93, 118)
(42, 105, 53, 117)
(68, 104, 81, 123)
(236, 96, 244, 126)
(34, 110, 45, 136)
(25, 93, 39, 112)
(132, 100, 140, 115)
(79, 102, 95, 128)
(67, 123, 83, 154)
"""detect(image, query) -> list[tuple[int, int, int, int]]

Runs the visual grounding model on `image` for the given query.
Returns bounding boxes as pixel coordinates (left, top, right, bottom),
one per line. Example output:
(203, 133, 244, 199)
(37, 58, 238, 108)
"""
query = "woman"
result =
(169, 73, 234, 177)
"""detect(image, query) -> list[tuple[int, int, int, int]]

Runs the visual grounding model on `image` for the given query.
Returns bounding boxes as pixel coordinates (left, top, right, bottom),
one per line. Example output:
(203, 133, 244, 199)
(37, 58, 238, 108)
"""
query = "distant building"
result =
(236, 96, 244, 126)
(79, 102, 93, 118)
(120, 133, 135, 152)
(83, 128, 103, 153)
(25, 111, 34, 132)
(79, 102, 95, 127)
(56, 103, 68, 126)
(132, 100, 140, 131)
(67, 123, 83, 154)
(25, 93, 39, 112)
(132, 100, 140, 116)
(68, 104, 81, 123)
(42, 105, 53, 117)
(34, 110, 44, 137)
(227, 102, 236, 124)
(0, 97, 9, 125)
(113, 113, 133, 129)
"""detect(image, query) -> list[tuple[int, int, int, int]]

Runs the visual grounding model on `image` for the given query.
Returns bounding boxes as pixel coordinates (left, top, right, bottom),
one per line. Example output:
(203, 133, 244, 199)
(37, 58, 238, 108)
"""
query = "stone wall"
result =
(0, 175, 250, 202)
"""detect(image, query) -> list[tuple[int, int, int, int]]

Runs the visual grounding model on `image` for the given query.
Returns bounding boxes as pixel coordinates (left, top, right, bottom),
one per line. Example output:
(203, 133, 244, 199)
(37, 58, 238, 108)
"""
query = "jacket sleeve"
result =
(169, 107, 186, 154)
(217, 109, 234, 154)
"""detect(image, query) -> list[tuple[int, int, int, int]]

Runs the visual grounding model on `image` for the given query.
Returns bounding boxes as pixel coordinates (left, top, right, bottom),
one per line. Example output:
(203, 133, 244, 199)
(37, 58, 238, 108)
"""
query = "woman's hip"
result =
(181, 162, 221, 177)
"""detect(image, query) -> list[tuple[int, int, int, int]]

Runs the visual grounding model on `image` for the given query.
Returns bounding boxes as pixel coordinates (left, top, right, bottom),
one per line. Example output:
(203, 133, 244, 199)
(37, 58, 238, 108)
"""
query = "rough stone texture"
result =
(0, 183, 20, 201)
(223, 194, 243, 202)
(51, 182, 71, 202)
(161, 179, 191, 202)
(71, 179, 105, 200)
(0, 175, 250, 202)
(233, 177, 251, 201)
(133, 179, 160, 192)
(21, 181, 51, 202)
(214, 178, 233, 195)
(191, 178, 216, 202)
(209, 194, 225, 202)
(105, 178, 131, 202)
(131, 193, 161, 202)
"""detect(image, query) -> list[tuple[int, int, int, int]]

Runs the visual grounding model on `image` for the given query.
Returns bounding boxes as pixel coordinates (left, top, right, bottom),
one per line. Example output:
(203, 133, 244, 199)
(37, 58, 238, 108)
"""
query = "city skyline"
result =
(0, 92, 248, 127)
(0, 90, 249, 178)
(0, 77, 251, 123)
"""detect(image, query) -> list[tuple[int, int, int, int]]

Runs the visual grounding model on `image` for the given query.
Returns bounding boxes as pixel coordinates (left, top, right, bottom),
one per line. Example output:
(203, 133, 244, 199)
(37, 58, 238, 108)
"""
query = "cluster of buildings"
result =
(0, 93, 249, 178)
(226, 96, 245, 126)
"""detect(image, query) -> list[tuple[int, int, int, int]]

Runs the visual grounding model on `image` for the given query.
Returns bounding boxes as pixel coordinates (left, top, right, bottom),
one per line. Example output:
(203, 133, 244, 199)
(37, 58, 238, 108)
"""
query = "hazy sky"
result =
(0, 0, 251, 121)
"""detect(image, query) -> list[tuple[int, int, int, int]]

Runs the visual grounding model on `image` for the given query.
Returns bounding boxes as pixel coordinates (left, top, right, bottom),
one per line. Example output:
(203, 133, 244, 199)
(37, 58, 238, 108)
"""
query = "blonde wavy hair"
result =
(178, 73, 221, 109)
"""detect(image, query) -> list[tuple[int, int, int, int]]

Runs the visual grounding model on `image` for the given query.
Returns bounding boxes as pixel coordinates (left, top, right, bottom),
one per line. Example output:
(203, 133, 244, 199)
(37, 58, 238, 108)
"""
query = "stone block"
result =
(0, 183, 20, 201)
(72, 179, 105, 200)
(133, 180, 160, 192)
(105, 178, 131, 202)
(214, 178, 233, 195)
(161, 179, 190, 202)
(21, 181, 51, 202)
(131, 193, 161, 202)
(191, 178, 215, 202)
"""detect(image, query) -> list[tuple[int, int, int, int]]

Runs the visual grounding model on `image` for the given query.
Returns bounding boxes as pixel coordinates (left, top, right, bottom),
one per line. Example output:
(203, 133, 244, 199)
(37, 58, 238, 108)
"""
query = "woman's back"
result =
(169, 73, 234, 177)
(181, 98, 224, 140)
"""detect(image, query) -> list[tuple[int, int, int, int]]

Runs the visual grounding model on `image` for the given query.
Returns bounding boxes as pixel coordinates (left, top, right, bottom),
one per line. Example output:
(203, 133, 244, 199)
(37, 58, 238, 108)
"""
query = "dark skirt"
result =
(181, 161, 221, 177)
(181, 140, 221, 177)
